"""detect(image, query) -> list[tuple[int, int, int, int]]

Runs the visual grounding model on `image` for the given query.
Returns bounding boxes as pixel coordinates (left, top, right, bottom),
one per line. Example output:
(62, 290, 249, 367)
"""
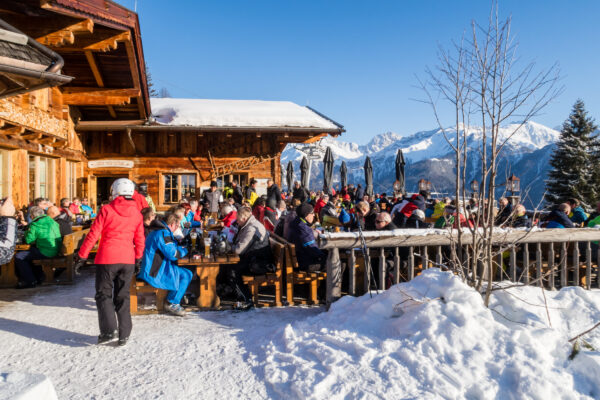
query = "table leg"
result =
(196, 265, 221, 309)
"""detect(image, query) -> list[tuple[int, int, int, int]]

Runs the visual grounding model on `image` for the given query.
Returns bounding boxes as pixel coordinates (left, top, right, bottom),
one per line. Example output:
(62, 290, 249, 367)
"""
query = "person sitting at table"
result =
(59, 198, 73, 218)
(228, 206, 274, 309)
(80, 197, 96, 218)
(0, 197, 17, 265)
(185, 199, 202, 228)
(69, 197, 82, 215)
(289, 203, 327, 272)
(141, 207, 156, 237)
(219, 204, 237, 228)
(47, 205, 72, 236)
(138, 212, 192, 317)
(14, 206, 61, 288)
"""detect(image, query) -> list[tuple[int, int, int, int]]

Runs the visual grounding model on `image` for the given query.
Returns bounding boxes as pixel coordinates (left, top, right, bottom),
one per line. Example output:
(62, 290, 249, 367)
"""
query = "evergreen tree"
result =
(545, 100, 599, 209)
(145, 62, 159, 97)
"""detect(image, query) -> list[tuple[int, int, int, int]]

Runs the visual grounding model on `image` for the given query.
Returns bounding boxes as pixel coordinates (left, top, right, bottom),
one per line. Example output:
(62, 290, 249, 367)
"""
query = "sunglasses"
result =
(375, 220, 386, 223)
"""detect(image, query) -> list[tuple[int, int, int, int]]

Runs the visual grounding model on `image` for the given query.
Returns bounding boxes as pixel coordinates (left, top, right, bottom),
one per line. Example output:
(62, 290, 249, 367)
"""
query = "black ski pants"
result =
(95, 263, 134, 339)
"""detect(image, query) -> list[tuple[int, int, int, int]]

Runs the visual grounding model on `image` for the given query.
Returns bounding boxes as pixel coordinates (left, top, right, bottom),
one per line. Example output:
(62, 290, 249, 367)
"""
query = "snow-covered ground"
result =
(2, 269, 600, 399)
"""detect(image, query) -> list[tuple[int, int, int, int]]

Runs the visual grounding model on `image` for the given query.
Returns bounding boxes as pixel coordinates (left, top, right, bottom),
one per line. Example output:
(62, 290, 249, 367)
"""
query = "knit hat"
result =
(296, 203, 314, 219)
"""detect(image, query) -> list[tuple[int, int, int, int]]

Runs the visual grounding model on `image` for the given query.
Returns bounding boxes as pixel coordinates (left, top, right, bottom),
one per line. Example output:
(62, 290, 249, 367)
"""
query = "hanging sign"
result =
(88, 160, 134, 169)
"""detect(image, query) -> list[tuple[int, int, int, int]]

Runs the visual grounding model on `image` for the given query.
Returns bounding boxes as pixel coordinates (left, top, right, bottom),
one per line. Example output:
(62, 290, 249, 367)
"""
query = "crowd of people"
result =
(1, 175, 599, 346)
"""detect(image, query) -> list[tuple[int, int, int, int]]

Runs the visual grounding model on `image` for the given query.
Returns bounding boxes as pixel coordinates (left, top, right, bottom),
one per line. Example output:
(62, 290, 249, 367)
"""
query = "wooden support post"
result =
(498, 251, 504, 281)
(394, 247, 400, 285)
(423, 246, 429, 270)
(572, 242, 579, 287)
(586, 241, 592, 290)
(536, 243, 542, 288)
(436, 245, 442, 267)
(523, 243, 529, 285)
(348, 249, 356, 296)
(548, 243, 555, 290)
(560, 242, 567, 288)
(378, 247, 385, 291)
(408, 246, 414, 281)
(510, 246, 517, 282)
(326, 247, 341, 309)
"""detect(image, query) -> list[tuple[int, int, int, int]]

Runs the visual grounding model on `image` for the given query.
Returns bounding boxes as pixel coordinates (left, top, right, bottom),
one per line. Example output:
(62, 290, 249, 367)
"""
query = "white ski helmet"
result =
(111, 178, 135, 199)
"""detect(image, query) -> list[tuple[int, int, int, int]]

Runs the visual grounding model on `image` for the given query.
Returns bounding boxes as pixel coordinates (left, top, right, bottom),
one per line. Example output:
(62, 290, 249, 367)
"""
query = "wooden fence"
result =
(319, 228, 600, 307)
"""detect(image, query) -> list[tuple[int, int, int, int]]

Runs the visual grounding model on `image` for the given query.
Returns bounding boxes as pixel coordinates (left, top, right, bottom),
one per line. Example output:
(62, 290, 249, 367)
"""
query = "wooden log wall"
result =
(0, 89, 86, 209)
(84, 130, 289, 211)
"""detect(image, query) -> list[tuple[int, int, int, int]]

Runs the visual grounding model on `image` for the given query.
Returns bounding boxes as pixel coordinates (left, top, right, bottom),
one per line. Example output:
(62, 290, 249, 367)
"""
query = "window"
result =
(218, 173, 248, 189)
(163, 174, 196, 204)
(28, 155, 55, 202)
(66, 161, 78, 199)
(0, 149, 10, 198)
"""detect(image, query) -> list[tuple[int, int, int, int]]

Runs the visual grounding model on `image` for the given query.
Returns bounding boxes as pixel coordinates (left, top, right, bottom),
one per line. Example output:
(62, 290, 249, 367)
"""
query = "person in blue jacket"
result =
(138, 212, 193, 316)
(289, 203, 327, 272)
(545, 203, 575, 229)
(566, 198, 588, 226)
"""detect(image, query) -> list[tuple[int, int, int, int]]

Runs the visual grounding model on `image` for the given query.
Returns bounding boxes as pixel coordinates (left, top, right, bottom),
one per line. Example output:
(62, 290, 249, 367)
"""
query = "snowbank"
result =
(262, 269, 600, 399)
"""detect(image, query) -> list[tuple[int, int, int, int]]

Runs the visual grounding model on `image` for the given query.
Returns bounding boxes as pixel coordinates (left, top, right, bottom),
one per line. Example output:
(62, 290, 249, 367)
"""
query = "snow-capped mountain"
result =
(281, 121, 561, 208)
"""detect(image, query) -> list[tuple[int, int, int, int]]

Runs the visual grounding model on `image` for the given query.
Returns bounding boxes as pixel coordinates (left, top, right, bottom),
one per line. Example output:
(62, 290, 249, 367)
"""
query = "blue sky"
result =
(115, 0, 600, 144)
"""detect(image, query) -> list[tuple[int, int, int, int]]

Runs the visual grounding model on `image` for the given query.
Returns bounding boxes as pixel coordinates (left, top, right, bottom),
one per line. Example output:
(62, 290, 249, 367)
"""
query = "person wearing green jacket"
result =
(14, 206, 61, 288)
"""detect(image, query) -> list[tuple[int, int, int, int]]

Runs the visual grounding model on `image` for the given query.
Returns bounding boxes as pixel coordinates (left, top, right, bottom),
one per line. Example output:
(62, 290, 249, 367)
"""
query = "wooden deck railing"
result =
(319, 228, 600, 307)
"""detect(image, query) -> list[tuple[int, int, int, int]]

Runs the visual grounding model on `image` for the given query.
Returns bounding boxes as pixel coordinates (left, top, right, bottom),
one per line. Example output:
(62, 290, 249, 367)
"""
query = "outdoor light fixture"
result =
(507, 175, 520, 195)
(418, 178, 432, 192)
(470, 180, 479, 193)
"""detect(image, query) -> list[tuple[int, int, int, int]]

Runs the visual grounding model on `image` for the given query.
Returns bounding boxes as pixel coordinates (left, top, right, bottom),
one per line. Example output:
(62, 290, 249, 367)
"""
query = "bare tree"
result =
(419, 5, 562, 305)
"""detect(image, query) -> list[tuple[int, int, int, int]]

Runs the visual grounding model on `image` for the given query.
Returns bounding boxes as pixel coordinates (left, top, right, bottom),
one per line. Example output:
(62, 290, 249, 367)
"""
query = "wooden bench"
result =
(32, 228, 90, 284)
(130, 279, 168, 315)
(272, 233, 327, 305)
(241, 238, 284, 307)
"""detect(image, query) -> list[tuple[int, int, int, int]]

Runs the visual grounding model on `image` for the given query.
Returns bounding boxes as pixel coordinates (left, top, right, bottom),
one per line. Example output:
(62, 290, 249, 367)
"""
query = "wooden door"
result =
(88, 174, 97, 211)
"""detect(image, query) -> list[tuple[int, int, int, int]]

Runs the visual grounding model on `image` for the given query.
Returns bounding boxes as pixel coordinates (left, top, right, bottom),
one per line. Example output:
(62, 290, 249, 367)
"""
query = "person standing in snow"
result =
(138, 212, 192, 316)
(266, 179, 281, 210)
(74, 178, 145, 346)
(202, 181, 223, 218)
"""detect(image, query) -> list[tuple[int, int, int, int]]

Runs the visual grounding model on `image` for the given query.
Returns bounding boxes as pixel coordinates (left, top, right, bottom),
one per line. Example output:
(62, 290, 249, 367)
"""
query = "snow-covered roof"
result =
(150, 98, 343, 131)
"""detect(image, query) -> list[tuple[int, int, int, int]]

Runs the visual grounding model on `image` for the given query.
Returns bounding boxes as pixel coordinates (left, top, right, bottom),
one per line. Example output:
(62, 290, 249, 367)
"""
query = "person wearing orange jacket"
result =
(74, 178, 145, 346)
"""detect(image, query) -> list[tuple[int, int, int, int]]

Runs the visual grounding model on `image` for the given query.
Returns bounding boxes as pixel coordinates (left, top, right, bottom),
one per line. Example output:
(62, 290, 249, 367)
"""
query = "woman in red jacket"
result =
(75, 178, 145, 346)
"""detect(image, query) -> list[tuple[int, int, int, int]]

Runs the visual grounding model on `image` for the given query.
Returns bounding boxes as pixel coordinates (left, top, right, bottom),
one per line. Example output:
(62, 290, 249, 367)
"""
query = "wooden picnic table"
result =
(178, 253, 240, 309)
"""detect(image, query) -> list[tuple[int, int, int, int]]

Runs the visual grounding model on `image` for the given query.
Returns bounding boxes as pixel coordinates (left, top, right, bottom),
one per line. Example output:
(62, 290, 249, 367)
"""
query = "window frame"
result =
(159, 171, 199, 205)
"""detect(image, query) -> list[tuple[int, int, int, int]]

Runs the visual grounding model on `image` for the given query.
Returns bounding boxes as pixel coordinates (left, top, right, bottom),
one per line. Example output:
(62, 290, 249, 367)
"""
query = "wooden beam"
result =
(62, 87, 141, 97)
(84, 50, 117, 118)
(84, 31, 131, 52)
(0, 126, 25, 136)
(38, 136, 57, 145)
(124, 36, 146, 119)
(21, 132, 44, 140)
(36, 19, 94, 47)
(84, 51, 104, 87)
(0, 134, 85, 161)
(63, 95, 132, 105)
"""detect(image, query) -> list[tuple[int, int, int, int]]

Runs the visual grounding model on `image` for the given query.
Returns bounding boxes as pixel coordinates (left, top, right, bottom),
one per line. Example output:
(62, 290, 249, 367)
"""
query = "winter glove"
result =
(134, 258, 142, 275)
(73, 254, 87, 275)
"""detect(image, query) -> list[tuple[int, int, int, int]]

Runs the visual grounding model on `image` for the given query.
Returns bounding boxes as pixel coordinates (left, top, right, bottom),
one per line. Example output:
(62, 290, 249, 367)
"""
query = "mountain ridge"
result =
(281, 121, 561, 208)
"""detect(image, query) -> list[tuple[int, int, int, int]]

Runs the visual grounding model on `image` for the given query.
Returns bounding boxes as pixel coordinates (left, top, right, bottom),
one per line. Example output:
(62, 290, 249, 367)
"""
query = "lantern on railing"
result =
(418, 178, 432, 192)
(507, 175, 520, 195)
(470, 180, 479, 193)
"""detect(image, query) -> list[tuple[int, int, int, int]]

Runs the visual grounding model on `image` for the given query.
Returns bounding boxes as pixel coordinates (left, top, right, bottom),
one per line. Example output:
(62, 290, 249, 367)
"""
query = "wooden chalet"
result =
(0, 0, 344, 212)
(0, 0, 149, 209)
(77, 98, 344, 210)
